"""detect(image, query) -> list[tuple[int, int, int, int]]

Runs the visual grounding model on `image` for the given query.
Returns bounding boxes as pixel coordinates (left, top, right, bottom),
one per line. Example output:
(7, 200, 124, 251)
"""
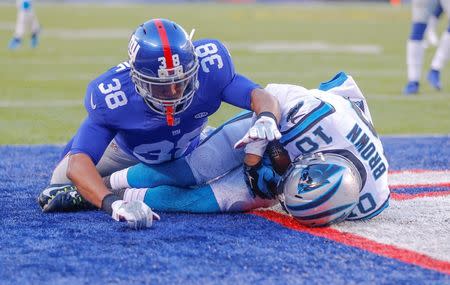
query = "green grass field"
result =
(0, 3, 449, 144)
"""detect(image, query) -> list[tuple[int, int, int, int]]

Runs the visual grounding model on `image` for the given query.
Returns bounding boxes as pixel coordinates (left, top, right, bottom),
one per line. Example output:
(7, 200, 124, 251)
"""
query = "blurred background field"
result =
(0, 2, 449, 144)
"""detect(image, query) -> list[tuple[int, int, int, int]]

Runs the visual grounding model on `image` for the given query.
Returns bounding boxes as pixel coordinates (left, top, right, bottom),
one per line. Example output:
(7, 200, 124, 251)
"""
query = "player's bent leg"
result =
(112, 185, 221, 213)
(114, 167, 277, 213)
(144, 185, 221, 213)
(105, 124, 227, 190)
(39, 139, 139, 212)
(106, 158, 197, 190)
(186, 112, 253, 184)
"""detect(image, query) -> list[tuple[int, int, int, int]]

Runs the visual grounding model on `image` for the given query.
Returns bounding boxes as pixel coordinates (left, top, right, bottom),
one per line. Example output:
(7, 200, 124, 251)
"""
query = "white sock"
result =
(407, 40, 425, 81)
(123, 188, 147, 202)
(431, 32, 450, 70)
(110, 168, 130, 190)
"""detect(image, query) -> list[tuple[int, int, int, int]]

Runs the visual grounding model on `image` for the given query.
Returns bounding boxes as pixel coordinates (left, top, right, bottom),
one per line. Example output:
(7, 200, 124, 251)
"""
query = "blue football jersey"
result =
(69, 39, 259, 165)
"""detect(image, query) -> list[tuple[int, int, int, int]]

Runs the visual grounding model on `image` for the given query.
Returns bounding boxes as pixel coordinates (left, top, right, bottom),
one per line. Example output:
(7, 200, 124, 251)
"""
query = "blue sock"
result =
(409, 22, 427, 40)
(144, 184, 220, 213)
(127, 159, 196, 188)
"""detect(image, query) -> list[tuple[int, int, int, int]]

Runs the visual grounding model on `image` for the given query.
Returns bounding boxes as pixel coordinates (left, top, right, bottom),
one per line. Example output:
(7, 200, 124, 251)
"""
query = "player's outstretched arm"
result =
(67, 153, 158, 229)
(234, 88, 282, 148)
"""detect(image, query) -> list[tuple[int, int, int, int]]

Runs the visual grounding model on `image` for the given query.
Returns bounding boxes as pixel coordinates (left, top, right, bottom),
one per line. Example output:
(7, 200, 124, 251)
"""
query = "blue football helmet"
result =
(128, 19, 199, 124)
(278, 152, 362, 227)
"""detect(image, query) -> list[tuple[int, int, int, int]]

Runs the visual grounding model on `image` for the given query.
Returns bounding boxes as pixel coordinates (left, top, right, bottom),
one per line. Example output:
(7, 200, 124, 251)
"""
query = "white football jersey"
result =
(265, 73, 390, 220)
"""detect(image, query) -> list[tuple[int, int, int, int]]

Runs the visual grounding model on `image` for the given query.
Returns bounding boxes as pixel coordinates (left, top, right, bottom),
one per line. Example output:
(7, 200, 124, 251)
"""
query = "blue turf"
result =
(0, 138, 449, 284)
(381, 136, 450, 170)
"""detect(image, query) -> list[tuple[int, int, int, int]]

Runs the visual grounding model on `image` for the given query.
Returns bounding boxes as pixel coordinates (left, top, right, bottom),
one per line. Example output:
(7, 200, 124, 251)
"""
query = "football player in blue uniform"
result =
(38, 19, 281, 229)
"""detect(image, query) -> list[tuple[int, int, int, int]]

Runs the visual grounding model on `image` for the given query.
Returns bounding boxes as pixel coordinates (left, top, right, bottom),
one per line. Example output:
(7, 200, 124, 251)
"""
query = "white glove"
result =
(244, 139, 269, 157)
(234, 114, 281, 149)
(111, 200, 160, 230)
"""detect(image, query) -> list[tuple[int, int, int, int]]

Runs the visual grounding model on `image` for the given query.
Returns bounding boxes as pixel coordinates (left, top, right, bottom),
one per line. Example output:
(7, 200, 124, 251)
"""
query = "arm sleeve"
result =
(70, 117, 116, 165)
(221, 73, 259, 110)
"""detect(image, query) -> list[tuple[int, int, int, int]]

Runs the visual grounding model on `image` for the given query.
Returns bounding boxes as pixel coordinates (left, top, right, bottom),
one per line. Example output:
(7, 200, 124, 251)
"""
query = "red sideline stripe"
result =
(154, 19, 174, 69)
(390, 182, 450, 190)
(391, 191, 450, 200)
(250, 210, 450, 275)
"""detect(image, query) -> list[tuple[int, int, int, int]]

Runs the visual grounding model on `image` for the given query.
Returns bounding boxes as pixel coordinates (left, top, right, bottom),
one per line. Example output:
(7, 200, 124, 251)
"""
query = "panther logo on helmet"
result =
(279, 152, 362, 227)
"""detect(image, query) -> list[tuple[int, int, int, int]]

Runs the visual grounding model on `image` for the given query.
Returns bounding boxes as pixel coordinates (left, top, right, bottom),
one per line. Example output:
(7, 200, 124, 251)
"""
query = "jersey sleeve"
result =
(221, 73, 259, 110)
(70, 81, 117, 164)
(318, 72, 373, 122)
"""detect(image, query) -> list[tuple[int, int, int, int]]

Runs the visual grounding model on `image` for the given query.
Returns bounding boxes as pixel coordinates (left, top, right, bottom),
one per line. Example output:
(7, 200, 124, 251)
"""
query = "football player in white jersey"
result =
(404, 0, 450, 94)
(95, 72, 390, 227)
(8, 0, 40, 49)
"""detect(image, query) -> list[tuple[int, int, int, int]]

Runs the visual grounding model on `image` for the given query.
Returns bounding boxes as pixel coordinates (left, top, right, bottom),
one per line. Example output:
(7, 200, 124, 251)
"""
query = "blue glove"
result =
(244, 160, 281, 200)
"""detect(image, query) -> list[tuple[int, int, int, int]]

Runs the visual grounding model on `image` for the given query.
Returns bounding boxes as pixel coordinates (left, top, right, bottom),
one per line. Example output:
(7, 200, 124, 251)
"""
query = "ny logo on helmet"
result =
(128, 35, 140, 63)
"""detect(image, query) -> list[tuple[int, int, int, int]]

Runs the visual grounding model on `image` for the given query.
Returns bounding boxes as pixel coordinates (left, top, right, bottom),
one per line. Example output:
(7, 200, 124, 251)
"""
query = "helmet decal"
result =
(154, 19, 174, 71)
(128, 34, 140, 64)
(280, 153, 362, 227)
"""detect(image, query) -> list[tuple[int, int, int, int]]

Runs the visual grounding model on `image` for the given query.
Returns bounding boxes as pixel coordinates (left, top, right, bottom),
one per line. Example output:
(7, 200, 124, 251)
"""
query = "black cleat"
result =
(38, 184, 96, 213)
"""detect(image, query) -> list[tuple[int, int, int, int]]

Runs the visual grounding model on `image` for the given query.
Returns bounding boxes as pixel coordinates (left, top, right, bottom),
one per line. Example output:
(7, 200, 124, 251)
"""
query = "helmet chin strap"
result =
(165, 105, 175, 126)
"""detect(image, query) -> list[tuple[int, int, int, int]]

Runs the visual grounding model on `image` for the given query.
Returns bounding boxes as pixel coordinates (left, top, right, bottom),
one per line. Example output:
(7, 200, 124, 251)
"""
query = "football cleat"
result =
(38, 184, 96, 213)
(403, 81, 419, 95)
(427, 69, 441, 91)
(8, 37, 21, 50)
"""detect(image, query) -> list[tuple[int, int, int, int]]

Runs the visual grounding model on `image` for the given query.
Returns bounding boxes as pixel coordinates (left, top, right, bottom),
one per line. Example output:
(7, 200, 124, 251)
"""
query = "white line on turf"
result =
(0, 100, 81, 108)
(0, 22, 382, 54)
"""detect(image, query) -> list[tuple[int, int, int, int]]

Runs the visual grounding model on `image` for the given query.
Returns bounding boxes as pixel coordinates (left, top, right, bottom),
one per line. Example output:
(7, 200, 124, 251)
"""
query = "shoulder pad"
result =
(193, 39, 235, 86)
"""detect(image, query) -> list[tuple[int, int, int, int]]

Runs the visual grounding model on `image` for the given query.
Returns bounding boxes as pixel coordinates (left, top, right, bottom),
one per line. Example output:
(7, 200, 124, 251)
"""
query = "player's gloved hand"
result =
(111, 200, 160, 230)
(244, 159, 281, 200)
(234, 112, 281, 149)
(245, 139, 269, 157)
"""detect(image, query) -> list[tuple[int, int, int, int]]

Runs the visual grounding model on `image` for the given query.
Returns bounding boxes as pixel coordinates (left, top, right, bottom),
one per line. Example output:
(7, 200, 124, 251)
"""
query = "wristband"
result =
(257, 111, 277, 123)
(101, 193, 121, 215)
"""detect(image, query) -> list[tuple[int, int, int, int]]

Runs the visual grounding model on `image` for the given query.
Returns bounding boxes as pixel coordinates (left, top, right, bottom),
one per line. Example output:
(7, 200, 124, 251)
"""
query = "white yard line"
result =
(0, 22, 382, 54)
(227, 41, 382, 54)
(389, 170, 450, 187)
(0, 100, 81, 108)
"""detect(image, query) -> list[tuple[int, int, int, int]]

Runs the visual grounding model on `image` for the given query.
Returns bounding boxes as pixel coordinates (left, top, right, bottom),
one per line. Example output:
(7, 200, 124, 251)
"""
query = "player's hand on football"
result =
(111, 200, 160, 230)
(244, 160, 281, 200)
(234, 113, 281, 149)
